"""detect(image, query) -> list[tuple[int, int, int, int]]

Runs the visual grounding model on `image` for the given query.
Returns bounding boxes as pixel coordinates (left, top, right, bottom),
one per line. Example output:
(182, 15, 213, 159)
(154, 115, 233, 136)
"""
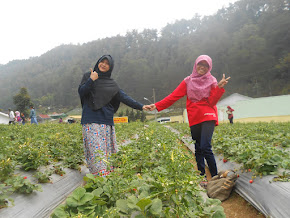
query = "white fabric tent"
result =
(0, 111, 9, 124)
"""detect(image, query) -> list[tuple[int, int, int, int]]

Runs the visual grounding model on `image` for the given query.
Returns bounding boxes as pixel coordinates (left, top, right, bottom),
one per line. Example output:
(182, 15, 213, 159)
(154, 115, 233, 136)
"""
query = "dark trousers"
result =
(190, 121, 217, 177)
(229, 117, 233, 124)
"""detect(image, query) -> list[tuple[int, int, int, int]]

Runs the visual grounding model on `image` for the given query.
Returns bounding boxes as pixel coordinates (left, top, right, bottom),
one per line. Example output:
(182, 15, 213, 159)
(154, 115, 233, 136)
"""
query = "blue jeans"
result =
(31, 117, 38, 125)
(190, 121, 217, 177)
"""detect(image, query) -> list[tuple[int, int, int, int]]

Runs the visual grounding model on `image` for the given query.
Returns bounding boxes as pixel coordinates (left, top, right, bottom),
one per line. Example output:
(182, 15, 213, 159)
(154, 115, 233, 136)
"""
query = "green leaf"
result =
(135, 215, 146, 218)
(116, 199, 129, 214)
(205, 198, 221, 206)
(139, 191, 149, 199)
(212, 209, 226, 218)
(171, 193, 178, 204)
(77, 205, 96, 210)
(92, 187, 103, 197)
(72, 187, 86, 201)
(66, 197, 79, 207)
(149, 198, 162, 215)
(79, 193, 94, 205)
(136, 198, 152, 211)
(94, 199, 107, 205)
(52, 206, 68, 218)
(127, 195, 140, 210)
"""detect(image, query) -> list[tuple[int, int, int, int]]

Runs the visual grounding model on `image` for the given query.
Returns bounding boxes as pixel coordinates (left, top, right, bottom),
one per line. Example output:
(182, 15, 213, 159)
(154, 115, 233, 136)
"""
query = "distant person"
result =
(78, 54, 151, 177)
(15, 111, 22, 124)
(59, 117, 63, 123)
(29, 106, 38, 125)
(20, 113, 26, 125)
(226, 106, 234, 124)
(8, 109, 15, 125)
(149, 55, 230, 188)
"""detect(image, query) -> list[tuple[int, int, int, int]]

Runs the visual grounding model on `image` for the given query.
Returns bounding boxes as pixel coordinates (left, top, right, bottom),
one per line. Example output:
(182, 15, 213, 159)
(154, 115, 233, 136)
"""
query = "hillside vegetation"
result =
(0, 0, 289, 110)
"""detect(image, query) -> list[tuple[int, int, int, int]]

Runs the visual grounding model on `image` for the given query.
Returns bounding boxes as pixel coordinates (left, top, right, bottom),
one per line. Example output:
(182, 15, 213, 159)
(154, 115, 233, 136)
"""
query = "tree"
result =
(118, 111, 124, 117)
(13, 87, 31, 116)
(128, 109, 136, 122)
(125, 109, 130, 117)
(135, 110, 141, 120)
(141, 111, 146, 122)
(1, 0, 290, 109)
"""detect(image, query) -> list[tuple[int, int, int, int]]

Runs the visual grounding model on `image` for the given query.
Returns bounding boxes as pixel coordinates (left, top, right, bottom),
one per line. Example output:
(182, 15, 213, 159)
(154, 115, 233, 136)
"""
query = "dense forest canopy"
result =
(0, 0, 289, 111)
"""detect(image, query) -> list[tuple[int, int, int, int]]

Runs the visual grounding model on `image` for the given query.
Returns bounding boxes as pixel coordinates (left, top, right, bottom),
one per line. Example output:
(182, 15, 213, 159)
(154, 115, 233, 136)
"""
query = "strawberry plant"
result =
(0, 158, 15, 182)
(0, 123, 84, 204)
(16, 143, 50, 171)
(0, 184, 14, 209)
(170, 122, 290, 176)
(53, 165, 66, 176)
(272, 171, 290, 182)
(5, 175, 42, 194)
(34, 170, 53, 183)
(52, 123, 225, 217)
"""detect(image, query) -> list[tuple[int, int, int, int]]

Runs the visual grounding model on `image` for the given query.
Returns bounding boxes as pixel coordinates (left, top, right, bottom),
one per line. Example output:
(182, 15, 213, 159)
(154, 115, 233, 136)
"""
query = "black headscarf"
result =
(79, 55, 120, 112)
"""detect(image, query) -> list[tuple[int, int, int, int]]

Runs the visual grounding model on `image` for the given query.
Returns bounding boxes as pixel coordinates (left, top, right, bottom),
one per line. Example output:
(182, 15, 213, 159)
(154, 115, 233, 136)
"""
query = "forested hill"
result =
(0, 0, 289, 110)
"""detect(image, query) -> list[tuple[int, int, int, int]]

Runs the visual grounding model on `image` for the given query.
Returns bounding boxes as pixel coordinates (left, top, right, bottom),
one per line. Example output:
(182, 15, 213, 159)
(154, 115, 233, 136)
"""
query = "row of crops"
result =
(1, 121, 289, 217)
(52, 123, 224, 217)
(0, 122, 224, 217)
(0, 123, 85, 208)
(170, 122, 290, 179)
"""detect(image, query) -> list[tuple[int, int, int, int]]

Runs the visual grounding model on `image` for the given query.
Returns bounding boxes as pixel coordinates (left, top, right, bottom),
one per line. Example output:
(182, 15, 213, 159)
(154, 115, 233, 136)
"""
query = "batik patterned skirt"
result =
(82, 123, 118, 177)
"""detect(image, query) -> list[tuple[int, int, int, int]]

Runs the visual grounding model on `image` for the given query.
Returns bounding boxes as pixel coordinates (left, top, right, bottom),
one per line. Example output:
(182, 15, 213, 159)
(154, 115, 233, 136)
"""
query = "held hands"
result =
(90, 68, 99, 81)
(142, 105, 151, 111)
(149, 104, 156, 111)
(218, 74, 230, 88)
(142, 104, 156, 111)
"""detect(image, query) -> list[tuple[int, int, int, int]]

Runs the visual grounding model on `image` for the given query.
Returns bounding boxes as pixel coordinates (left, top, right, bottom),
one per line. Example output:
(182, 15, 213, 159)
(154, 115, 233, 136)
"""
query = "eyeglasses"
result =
(197, 63, 209, 68)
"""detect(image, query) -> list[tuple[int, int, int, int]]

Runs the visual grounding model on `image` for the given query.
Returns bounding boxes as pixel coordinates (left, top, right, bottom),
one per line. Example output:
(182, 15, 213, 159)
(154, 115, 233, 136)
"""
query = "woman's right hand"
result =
(90, 68, 99, 81)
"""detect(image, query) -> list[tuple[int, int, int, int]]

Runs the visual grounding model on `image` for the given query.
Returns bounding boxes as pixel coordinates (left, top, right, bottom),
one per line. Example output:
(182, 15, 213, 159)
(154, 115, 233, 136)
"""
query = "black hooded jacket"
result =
(78, 55, 144, 125)
(79, 55, 120, 112)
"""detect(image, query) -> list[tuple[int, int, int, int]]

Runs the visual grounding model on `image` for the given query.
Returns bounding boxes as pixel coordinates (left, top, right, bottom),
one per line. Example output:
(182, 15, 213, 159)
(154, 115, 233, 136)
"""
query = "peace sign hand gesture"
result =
(218, 74, 230, 88)
(90, 68, 99, 81)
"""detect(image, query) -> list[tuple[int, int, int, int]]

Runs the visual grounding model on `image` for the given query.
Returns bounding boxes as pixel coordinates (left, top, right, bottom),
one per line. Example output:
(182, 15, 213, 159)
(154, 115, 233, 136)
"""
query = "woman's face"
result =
(98, 59, 110, 72)
(196, 60, 209, 75)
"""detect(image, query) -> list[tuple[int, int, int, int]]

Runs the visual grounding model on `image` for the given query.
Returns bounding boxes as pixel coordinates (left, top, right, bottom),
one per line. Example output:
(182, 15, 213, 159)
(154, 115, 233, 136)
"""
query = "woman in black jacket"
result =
(78, 55, 150, 176)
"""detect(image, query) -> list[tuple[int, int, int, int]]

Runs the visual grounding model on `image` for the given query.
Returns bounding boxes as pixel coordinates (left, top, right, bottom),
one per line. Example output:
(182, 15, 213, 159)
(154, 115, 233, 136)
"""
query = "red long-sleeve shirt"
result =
(155, 80, 225, 127)
(227, 108, 234, 119)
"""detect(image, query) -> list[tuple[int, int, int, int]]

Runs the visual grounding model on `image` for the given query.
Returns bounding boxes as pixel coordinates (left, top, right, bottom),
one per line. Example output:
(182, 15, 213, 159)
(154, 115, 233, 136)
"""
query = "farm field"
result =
(0, 121, 289, 217)
(229, 115, 290, 123)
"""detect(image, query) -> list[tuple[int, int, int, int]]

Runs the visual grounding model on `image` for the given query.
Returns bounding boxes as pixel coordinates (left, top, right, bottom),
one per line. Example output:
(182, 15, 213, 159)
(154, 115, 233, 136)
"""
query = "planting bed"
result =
(0, 122, 289, 217)
(170, 122, 290, 218)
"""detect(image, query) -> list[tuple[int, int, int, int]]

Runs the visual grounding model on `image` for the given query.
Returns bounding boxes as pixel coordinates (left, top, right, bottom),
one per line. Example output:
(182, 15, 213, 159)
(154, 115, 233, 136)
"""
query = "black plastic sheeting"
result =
(169, 126, 290, 218)
(0, 166, 89, 218)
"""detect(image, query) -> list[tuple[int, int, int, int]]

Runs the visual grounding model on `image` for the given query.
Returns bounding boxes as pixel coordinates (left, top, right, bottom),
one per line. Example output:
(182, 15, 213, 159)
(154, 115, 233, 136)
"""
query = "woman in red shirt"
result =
(226, 106, 234, 124)
(150, 55, 230, 180)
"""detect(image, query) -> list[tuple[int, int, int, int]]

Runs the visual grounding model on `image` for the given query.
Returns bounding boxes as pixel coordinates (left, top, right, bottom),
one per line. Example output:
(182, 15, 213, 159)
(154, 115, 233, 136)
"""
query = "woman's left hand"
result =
(142, 105, 151, 111)
(218, 74, 230, 88)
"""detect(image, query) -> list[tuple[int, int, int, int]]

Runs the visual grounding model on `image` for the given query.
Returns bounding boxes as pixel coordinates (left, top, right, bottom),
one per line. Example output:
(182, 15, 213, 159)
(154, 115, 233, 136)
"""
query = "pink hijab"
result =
(15, 111, 20, 117)
(184, 55, 217, 103)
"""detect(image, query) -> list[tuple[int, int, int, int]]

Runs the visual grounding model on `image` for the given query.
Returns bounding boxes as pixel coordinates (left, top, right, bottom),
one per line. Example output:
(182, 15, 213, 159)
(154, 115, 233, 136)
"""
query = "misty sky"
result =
(0, 0, 237, 65)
